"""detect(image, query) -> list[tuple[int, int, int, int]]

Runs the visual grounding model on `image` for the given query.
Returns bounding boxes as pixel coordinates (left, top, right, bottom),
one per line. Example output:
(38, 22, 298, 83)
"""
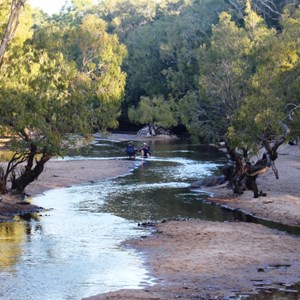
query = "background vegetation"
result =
(0, 0, 300, 193)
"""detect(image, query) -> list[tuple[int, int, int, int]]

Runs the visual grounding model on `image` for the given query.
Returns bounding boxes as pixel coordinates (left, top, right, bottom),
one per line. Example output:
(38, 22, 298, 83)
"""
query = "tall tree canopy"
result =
(1, 0, 300, 195)
(0, 3, 127, 193)
(124, 0, 229, 130)
(192, 0, 300, 196)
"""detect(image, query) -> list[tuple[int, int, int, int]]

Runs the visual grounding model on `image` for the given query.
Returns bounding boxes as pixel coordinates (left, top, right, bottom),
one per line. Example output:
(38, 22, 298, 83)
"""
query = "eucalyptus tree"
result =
(64, 14, 128, 130)
(191, 1, 293, 196)
(226, 0, 300, 27)
(0, 0, 30, 67)
(160, 0, 228, 99)
(223, 3, 300, 196)
(0, 7, 127, 194)
(124, 21, 168, 106)
(96, 0, 158, 38)
(0, 49, 78, 193)
(185, 10, 255, 142)
(231, 4, 300, 150)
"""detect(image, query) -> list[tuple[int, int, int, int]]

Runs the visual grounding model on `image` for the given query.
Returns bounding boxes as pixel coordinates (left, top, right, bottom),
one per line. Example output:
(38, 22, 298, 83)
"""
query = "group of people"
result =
(126, 141, 151, 159)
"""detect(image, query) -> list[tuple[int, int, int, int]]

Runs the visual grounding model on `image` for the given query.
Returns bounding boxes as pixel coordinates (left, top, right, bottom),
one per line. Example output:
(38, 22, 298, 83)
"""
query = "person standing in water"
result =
(126, 141, 136, 159)
(139, 142, 151, 158)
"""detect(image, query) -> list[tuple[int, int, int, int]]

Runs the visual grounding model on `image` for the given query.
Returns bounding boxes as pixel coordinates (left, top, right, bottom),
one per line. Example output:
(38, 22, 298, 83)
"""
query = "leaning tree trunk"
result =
(224, 145, 271, 197)
(0, 0, 27, 68)
(226, 147, 247, 194)
(11, 153, 51, 194)
(238, 138, 285, 198)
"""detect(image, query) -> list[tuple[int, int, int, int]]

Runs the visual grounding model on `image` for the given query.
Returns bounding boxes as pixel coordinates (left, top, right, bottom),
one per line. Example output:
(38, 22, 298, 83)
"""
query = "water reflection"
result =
(74, 147, 228, 222)
(0, 221, 27, 268)
(0, 188, 153, 300)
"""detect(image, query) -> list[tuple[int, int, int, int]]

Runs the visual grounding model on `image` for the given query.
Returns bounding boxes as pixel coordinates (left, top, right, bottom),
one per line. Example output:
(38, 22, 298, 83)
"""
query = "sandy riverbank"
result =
(204, 143, 300, 227)
(85, 220, 300, 300)
(0, 134, 300, 299)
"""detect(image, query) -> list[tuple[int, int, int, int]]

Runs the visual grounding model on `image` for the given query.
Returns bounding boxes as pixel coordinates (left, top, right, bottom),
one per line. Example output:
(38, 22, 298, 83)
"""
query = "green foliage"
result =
(177, 91, 228, 142)
(160, 0, 228, 98)
(198, 11, 254, 141)
(226, 0, 298, 28)
(0, 1, 33, 67)
(32, 12, 127, 132)
(121, 0, 229, 129)
(71, 0, 94, 10)
(96, 0, 158, 38)
(213, 2, 299, 151)
(0, 2, 128, 192)
(190, 1, 299, 152)
(1, 0, 300, 187)
(0, 47, 81, 155)
(128, 95, 177, 129)
(241, 4, 300, 143)
(124, 22, 167, 104)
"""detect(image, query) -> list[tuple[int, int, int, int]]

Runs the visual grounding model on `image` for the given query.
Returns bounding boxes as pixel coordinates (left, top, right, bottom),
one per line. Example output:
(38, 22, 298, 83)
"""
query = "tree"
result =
(195, 10, 254, 141)
(193, 1, 295, 197)
(124, 22, 168, 106)
(229, 3, 300, 149)
(0, 0, 30, 67)
(96, 0, 158, 39)
(160, 0, 228, 99)
(0, 8, 127, 194)
(71, 0, 94, 10)
(226, 0, 295, 26)
(128, 95, 177, 135)
(0, 48, 77, 193)
(65, 14, 128, 130)
(122, 0, 229, 129)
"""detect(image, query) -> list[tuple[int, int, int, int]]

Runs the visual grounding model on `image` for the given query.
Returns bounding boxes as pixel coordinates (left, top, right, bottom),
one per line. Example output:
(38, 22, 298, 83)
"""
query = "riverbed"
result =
(0, 137, 300, 300)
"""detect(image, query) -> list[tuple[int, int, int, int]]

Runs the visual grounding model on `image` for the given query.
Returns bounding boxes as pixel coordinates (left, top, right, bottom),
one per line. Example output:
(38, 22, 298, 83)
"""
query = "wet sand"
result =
(85, 220, 300, 300)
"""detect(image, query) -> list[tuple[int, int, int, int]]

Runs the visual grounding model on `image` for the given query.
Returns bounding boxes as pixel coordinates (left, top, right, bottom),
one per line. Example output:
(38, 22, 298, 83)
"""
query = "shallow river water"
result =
(0, 138, 299, 299)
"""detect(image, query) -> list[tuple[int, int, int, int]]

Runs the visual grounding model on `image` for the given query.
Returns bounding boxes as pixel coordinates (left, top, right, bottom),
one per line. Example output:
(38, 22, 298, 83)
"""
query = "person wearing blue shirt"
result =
(126, 141, 136, 159)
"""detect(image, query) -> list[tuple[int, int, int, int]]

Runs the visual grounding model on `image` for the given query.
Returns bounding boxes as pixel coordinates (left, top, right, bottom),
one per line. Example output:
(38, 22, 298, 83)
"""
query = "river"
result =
(0, 138, 298, 299)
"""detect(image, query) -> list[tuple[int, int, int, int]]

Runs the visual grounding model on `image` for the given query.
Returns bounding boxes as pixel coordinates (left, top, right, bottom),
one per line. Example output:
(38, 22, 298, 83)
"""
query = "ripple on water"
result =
(0, 187, 155, 300)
